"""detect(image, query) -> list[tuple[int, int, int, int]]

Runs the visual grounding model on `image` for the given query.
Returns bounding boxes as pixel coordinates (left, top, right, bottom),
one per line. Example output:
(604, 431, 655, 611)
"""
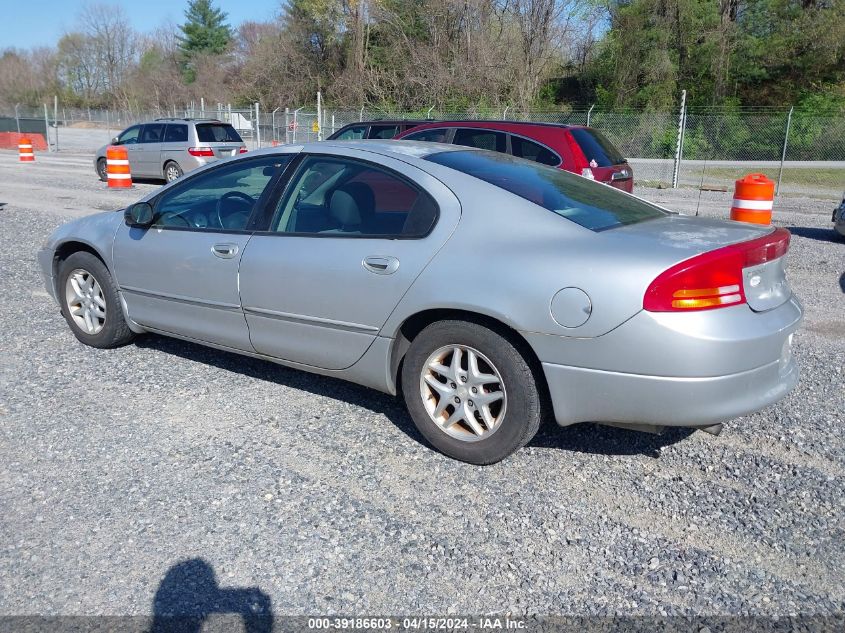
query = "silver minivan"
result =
(94, 118, 247, 182)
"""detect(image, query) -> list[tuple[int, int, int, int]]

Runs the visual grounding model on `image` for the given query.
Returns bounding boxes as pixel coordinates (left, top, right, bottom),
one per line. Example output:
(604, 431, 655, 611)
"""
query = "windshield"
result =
(569, 128, 626, 166)
(196, 123, 243, 143)
(426, 150, 665, 231)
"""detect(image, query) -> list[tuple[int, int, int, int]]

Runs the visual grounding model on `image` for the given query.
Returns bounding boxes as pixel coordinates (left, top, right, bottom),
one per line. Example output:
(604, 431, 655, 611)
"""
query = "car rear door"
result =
(162, 123, 189, 170)
(115, 125, 143, 175)
(138, 123, 165, 177)
(238, 151, 461, 370)
(112, 154, 292, 351)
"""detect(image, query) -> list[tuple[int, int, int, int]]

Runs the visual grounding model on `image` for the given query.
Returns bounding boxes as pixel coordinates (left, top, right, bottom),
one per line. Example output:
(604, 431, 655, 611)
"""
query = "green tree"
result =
(178, 0, 232, 81)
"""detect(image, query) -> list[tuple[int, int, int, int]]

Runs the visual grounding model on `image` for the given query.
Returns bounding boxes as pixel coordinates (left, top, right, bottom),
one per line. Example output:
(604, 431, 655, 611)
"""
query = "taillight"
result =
(239, 146, 248, 153)
(188, 147, 214, 157)
(644, 228, 790, 311)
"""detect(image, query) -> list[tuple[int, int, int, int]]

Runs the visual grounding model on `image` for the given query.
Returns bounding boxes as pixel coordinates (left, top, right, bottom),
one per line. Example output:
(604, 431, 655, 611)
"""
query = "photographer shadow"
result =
(149, 559, 273, 633)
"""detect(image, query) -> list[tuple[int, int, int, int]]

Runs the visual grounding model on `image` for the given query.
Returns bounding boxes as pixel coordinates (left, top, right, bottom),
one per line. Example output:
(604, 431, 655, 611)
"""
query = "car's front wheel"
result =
(96, 158, 107, 182)
(58, 251, 135, 348)
(401, 320, 543, 464)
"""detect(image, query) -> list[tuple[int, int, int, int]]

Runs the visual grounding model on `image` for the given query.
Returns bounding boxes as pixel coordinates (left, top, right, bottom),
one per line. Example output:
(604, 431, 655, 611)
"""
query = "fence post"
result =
(54, 95, 59, 152)
(586, 104, 594, 127)
(14, 103, 20, 133)
(285, 108, 290, 144)
(776, 106, 794, 197)
(43, 104, 51, 152)
(359, 105, 364, 122)
(672, 90, 687, 189)
(317, 91, 322, 141)
(331, 114, 335, 135)
(255, 102, 261, 149)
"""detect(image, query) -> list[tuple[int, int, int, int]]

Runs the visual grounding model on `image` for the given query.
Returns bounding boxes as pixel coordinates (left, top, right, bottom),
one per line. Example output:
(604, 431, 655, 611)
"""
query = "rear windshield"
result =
(426, 150, 665, 231)
(196, 123, 243, 143)
(569, 128, 625, 166)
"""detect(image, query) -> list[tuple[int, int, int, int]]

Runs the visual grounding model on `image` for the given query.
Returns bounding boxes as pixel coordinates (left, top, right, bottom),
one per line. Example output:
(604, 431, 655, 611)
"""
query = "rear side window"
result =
(164, 124, 188, 143)
(334, 125, 366, 140)
(569, 128, 625, 166)
(453, 128, 506, 153)
(369, 125, 400, 139)
(140, 124, 165, 143)
(272, 156, 437, 237)
(426, 150, 664, 231)
(196, 123, 243, 143)
(404, 128, 451, 143)
(510, 136, 560, 166)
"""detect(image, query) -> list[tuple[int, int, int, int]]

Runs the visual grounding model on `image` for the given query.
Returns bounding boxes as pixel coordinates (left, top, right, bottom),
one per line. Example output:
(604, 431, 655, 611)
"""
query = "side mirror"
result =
(111, 136, 119, 144)
(124, 202, 154, 227)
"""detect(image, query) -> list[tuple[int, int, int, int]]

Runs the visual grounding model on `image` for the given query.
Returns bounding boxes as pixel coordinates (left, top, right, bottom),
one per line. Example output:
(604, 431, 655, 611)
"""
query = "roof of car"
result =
(152, 118, 223, 123)
(336, 119, 431, 126)
(402, 119, 581, 130)
(318, 139, 472, 158)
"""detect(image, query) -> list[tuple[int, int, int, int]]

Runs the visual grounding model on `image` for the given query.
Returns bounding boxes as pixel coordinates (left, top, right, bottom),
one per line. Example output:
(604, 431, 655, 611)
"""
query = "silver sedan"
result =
(38, 141, 802, 464)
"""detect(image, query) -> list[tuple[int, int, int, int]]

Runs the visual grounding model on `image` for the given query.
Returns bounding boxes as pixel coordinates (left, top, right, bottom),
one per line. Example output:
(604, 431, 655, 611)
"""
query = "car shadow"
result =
(135, 334, 699, 458)
(840, 271, 845, 294)
(787, 226, 840, 243)
(133, 334, 427, 445)
(529, 422, 696, 458)
(149, 559, 273, 633)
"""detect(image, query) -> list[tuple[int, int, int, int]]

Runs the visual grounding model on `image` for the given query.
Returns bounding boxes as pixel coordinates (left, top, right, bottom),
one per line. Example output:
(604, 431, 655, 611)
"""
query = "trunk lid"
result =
(607, 214, 792, 312)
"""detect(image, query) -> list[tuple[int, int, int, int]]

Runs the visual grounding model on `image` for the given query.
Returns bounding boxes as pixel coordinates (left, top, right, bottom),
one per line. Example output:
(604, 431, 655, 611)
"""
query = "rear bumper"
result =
(543, 338, 799, 428)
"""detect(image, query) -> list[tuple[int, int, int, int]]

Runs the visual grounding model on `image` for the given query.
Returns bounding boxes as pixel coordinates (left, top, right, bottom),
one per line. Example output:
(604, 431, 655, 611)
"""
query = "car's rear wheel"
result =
(96, 158, 107, 182)
(164, 161, 183, 182)
(401, 320, 542, 464)
(58, 251, 135, 349)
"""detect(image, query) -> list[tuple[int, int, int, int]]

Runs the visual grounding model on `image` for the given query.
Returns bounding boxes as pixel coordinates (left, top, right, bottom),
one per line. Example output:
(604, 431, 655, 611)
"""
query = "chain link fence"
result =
(3, 102, 843, 200)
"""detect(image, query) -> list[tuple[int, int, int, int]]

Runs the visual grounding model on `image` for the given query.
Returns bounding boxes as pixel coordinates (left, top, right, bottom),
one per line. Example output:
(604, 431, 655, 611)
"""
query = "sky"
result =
(1, 0, 279, 50)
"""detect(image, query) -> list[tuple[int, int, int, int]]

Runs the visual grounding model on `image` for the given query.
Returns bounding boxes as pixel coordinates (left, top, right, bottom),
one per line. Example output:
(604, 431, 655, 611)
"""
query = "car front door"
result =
(112, 154, 293, 351)
(138, 123, 165, 177)
(238, 152, 460, 370)
(115, 125, 143, 175)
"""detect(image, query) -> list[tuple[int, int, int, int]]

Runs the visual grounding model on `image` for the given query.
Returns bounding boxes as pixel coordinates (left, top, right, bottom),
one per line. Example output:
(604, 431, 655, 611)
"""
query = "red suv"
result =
(394, 120, 634, 192)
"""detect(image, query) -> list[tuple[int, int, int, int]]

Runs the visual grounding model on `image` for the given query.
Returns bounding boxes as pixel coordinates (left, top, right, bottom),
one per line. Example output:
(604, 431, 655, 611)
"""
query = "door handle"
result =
(362, 255, 399, 275)
(211, 243, 239, 259)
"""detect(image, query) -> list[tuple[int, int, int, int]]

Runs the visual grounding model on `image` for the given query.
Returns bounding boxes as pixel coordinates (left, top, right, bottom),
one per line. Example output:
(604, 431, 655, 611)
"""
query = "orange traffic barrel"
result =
(18, 137, 34, 162)
(730, 173, 774, 225)
(106, 145, 132, 188)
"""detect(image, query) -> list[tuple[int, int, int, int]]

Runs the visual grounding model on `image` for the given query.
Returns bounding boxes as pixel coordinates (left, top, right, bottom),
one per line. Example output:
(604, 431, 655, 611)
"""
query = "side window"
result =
(117, 125, 141, 145)
(152, 155, 292, 231)
(404, 128, 451, 143)
(369, 125, 399, 139)
(510, 136, 560, 166)
(272, 156, 437, 238)
(453, 128, 506, 153)
(164, 124, 188, 143)
(334, 125, 366, 140)
(140, 124, 165, 143)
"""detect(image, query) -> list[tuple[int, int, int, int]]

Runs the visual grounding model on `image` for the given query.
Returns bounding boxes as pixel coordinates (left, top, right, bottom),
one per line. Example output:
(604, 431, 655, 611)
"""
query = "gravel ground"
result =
(0, 148, 843, 625)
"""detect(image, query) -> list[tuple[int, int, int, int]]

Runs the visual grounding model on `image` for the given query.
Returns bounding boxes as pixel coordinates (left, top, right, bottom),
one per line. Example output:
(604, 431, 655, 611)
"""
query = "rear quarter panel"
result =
(380, 166, 684, 339)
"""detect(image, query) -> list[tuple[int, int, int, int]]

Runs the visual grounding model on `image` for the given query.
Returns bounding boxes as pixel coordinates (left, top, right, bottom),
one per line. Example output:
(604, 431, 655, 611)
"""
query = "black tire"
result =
(164, 161, 183, 182)
(58, 251, 135, 349)
(96, 158, 107, 182)
(401, 320, 543, 464)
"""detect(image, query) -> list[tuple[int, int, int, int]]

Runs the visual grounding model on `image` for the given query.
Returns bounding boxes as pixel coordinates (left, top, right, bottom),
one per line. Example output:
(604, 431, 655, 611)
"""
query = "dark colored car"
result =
(328, 120, 428, 141)
(395, 120, 634, 192)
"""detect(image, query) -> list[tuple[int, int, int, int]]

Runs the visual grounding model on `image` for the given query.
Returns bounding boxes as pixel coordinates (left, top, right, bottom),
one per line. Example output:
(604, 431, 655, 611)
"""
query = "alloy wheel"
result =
(419, 344, 507, 442)
(64, 268, 106, 335)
